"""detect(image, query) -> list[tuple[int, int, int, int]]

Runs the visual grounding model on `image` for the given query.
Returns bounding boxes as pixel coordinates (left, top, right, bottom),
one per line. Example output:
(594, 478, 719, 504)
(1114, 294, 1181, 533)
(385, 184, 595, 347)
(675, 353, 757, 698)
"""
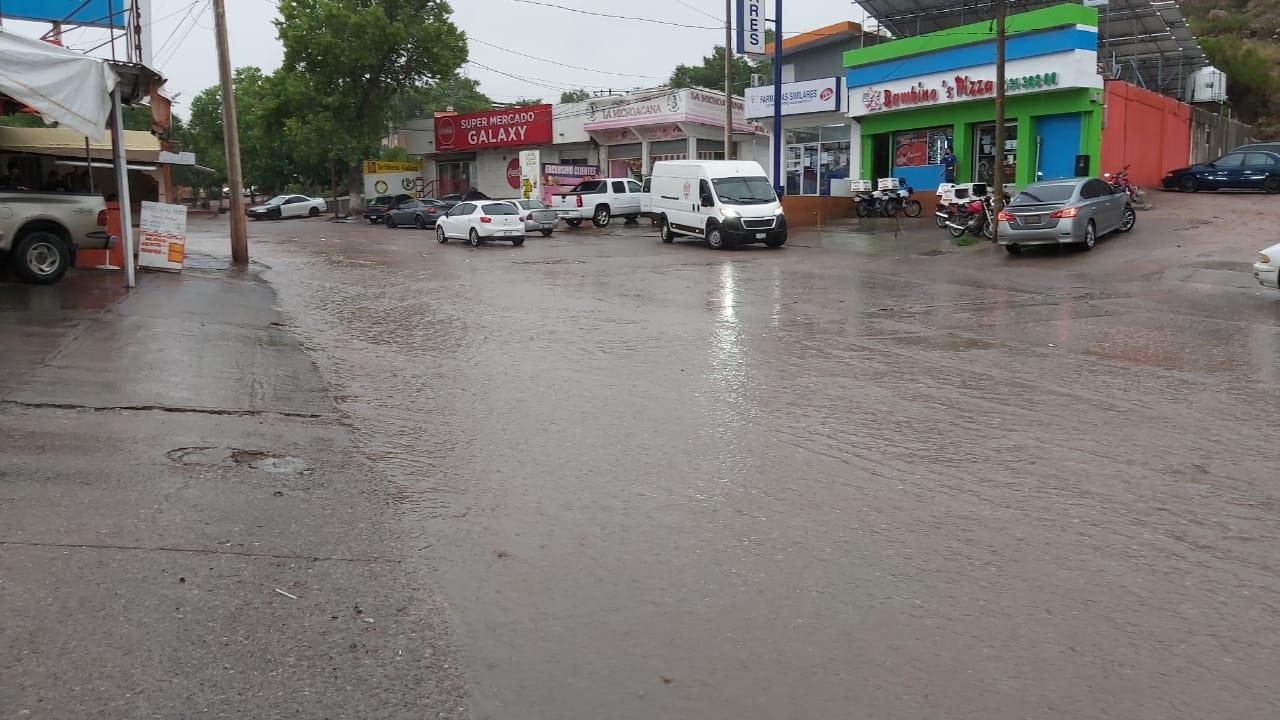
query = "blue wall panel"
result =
(1035, 113, 1083, 180)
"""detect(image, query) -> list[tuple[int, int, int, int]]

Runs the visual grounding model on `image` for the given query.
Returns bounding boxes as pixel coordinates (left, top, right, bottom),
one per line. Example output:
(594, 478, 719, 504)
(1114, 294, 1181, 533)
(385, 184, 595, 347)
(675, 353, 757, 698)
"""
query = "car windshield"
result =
(1012, 183, 1076, 204)
(521, 200, 547, 210)
(264, 195, 289, 206)
(483, 203, 518, 215)
(371, 196, 392, 205)
(711, 176, 776, 205)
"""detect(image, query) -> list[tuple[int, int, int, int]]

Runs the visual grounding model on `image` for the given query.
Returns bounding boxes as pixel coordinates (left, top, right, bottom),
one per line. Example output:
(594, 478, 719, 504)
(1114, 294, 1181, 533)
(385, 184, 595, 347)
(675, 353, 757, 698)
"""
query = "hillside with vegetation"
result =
(1184, 0, 1280, 137)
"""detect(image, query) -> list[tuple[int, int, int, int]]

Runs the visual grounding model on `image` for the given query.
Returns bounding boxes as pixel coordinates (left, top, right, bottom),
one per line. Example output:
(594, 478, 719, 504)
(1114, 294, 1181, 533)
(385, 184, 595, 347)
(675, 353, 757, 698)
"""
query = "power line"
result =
(156, 0, 211, 68)
(468, 37, 667, 79)
(668, 0, 722, 22)
(152, 0, 204, 60)
(463, 60, 624, 93)
(512, 0, 721, 30)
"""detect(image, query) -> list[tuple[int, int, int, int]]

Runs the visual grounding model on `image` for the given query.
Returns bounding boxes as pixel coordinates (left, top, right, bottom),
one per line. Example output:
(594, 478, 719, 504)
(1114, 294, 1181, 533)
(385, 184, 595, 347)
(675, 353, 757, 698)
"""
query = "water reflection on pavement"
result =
(187, 209, 1280, 720)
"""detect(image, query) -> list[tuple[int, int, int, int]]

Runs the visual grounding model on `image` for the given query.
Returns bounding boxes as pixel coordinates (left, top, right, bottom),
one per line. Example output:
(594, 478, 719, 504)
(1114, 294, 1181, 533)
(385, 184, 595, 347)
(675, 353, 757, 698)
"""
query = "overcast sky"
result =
(6, 0, 868, 117)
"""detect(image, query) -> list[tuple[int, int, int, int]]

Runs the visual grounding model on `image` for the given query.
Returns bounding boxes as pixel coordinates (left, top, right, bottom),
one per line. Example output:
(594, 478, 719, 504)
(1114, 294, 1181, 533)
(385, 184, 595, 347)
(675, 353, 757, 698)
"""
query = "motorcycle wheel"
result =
(855, 200, 873, 218)
(948, 221, 967, 238)
(904, 199, 923, 218)
(981, 216, 994, 240)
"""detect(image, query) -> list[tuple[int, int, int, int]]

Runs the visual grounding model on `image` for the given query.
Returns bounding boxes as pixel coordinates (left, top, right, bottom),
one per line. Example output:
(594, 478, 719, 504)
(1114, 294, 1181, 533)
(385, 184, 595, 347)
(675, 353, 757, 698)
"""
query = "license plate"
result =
(1025, 215, 1041, 224)
(501, 230, 519, 236)
(755, 233, 766, 239)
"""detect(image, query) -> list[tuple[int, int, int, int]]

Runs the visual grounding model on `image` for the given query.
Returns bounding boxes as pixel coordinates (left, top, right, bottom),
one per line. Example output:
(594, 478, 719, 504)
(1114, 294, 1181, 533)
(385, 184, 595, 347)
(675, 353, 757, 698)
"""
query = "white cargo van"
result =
(647, 160, 786, 250)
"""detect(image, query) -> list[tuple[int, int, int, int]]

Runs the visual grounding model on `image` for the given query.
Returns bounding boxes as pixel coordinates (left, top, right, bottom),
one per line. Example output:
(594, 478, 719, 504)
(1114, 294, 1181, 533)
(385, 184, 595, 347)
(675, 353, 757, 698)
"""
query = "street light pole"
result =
(772, 0, 782, 195)
(992, 0, 1007, 245)
(725, 0, 734, 159)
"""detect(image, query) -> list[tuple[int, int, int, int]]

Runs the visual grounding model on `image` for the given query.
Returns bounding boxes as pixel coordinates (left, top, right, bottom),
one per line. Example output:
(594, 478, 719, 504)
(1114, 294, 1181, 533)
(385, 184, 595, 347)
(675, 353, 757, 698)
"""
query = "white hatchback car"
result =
(1254, 242, 1280, 290)
(435, 201, 525, 247)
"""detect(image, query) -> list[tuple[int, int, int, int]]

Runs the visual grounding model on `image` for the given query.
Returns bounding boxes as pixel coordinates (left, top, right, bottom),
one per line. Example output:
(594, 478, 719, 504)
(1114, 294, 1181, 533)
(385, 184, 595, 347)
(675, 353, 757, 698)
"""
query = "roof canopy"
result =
(857, 0, 1208, 98)
(0, 29, 118, 137)
(0, 126, 161, 161)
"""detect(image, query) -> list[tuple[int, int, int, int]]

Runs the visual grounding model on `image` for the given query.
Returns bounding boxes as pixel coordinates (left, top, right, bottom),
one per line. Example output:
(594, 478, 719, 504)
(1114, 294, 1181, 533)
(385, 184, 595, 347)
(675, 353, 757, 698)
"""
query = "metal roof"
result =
(858, 0, 1210, 98)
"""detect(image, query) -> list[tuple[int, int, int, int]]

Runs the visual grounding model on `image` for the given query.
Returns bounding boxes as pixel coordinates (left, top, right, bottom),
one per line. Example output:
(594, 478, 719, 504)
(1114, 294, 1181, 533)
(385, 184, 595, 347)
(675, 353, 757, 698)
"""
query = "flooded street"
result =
(188, 197, 1280, 719)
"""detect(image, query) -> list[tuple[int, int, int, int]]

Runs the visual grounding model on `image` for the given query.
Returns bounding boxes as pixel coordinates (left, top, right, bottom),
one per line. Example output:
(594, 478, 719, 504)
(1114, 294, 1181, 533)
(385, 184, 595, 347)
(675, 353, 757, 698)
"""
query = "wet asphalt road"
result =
(189, 200, 1280, 720)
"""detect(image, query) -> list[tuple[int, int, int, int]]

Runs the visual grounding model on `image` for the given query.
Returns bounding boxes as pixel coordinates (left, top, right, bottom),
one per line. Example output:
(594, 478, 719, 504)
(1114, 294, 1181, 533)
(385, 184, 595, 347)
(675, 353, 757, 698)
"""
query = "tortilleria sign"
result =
(435, 104, 553, 151)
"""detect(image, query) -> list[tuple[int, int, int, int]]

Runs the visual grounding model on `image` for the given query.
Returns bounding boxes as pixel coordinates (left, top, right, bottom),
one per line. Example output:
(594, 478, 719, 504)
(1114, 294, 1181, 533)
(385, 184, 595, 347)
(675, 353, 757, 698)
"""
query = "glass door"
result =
(802, 145, 819, 195)
(973, 123, 1017, 188)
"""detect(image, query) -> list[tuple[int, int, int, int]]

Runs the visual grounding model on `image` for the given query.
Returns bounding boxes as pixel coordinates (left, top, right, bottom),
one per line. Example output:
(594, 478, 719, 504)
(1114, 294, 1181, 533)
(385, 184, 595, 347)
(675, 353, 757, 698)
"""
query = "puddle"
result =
(167, 446, 308, 473)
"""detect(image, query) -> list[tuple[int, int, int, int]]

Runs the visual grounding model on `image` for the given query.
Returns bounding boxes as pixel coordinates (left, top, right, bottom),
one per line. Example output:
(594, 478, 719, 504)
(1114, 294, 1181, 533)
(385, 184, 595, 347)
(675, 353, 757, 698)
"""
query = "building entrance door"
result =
(974, 123, 1017, 188)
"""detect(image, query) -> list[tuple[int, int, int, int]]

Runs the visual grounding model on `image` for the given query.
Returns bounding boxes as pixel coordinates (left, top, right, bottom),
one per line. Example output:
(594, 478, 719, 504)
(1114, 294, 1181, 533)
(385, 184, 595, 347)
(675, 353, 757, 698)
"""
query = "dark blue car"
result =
(1162, 150, 1280, 193)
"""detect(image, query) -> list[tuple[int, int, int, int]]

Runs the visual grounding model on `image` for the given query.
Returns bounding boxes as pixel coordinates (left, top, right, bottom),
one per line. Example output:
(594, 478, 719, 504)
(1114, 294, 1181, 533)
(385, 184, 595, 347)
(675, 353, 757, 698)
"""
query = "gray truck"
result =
(0, 191, 110, 284)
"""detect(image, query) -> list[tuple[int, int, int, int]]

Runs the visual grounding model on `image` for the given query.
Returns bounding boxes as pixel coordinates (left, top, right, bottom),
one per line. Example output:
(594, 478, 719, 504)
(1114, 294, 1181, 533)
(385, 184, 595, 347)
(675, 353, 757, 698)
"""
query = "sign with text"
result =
(584, 89, 749, 131)
(735, 0, 765, 56)
(847, 50, 1101, 117)
(540, 162, 597, 205)
(745, 78, 841, 118)
(363, 160, 419, 174)
(434, 104, 553, 151)
(520, 150, 541, 200)
(137, 201, 186, 272)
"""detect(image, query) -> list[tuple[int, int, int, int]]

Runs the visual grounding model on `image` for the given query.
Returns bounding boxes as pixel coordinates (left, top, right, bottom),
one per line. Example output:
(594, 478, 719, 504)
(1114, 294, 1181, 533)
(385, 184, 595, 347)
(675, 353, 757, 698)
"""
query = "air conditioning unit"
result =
(750, 74, 765, 87)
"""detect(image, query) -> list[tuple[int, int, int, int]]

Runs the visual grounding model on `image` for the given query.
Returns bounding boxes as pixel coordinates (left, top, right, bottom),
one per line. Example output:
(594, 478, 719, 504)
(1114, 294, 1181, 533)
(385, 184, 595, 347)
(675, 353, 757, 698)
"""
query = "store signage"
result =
(520, 150, 541, 200)
(506, 157, 522, 189)
(435, 104, 553, 151)
(848, 51, 1099, 118)
(542, 163, 598, 178)
(363, 160, 419, 174)
(585, 88, 747, 131)
(734, 0, 765, 56)
(137, 201, 187, 273)
(745, 78, 841, 118)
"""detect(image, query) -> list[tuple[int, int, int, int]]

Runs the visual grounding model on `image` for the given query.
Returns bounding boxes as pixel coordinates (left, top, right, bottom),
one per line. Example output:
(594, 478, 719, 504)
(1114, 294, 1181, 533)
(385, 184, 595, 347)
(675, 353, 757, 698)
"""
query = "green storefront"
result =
(844, 4, 1104, 191)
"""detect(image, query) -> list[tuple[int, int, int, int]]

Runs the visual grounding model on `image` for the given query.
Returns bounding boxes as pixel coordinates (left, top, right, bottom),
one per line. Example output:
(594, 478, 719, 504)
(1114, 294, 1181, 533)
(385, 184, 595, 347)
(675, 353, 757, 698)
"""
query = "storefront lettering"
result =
(882, 82, 938, 109)
(1007, 72, 1059, 91)
(949, 76, 996, 99)
(602, 102, 664, 120)
(435, 104, 553, 151)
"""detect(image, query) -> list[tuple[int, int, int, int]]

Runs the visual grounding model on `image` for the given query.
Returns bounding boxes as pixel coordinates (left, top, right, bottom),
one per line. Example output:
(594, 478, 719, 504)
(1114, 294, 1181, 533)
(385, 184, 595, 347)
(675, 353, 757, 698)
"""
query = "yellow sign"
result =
(363, 160, 420, 174)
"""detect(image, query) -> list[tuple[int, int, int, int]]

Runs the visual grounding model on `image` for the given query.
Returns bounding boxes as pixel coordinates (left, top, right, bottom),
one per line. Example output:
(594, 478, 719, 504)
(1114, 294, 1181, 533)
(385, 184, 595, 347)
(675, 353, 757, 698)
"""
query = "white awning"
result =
(0, 30, 119, 138)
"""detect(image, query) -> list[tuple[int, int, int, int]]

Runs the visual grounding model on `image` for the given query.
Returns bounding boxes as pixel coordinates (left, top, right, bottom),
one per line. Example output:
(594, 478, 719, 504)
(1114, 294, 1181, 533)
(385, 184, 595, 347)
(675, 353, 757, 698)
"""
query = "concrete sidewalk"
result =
(0, 262, 467, 718)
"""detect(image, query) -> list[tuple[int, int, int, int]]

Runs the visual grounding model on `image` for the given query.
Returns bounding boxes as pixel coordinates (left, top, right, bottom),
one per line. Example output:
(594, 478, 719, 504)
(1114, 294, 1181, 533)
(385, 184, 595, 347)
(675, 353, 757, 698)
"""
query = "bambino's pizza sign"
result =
(435, 104, 553, 151)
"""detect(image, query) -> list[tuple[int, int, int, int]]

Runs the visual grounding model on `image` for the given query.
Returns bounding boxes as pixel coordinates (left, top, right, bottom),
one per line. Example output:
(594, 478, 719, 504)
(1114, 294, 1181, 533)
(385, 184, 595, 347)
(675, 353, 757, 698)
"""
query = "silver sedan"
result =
(498, 198, 559, 237)
(997, 177, 1135, 254)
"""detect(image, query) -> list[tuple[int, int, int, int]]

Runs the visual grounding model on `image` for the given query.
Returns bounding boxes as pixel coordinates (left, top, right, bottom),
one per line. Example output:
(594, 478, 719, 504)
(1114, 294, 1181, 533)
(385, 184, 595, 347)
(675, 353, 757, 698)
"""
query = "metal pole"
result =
(110, 85, 136, 289)
(213, 0, 249, 267)
(724, 0, 733, 160)
(992, 0, 1006, 245)
(772, 0, 782, 195)
(85, 137, 94, 193)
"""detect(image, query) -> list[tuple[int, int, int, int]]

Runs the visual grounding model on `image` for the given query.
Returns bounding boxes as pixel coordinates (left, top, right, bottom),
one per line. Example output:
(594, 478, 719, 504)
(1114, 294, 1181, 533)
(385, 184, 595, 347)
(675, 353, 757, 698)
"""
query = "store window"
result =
(973, 123, 1017, 188)
(784, 124, 850, 196)
(436, 160, 475, 197)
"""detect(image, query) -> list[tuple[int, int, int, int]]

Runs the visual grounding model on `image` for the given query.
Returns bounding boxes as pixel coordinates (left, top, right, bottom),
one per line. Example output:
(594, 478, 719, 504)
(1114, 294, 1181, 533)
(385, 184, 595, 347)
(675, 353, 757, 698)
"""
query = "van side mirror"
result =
(700, 193, 714, 208)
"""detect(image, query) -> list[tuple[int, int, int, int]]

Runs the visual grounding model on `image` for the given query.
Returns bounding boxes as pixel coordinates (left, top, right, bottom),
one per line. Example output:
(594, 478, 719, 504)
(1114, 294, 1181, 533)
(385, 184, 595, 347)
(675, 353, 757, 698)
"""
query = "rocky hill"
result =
(1183, 0, 1280, 137)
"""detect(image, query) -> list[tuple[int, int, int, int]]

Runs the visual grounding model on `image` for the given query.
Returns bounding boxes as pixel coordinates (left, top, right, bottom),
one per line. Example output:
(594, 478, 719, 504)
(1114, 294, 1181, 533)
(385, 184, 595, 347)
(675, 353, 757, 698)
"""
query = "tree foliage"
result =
(397, 74, 492, 118)
(559, 89, 591, 103)
(669, 30, 775, 97)
(274, 0, 469, 188)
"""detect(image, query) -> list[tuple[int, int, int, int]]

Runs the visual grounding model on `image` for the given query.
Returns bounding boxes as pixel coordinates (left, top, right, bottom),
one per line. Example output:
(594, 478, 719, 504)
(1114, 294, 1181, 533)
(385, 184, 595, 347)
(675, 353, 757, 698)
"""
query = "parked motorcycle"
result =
(854, 189, 878, 218)
(1105, 165, 1142, 204)
(882, 179, 923, 218)
(945, 195, 995, 240)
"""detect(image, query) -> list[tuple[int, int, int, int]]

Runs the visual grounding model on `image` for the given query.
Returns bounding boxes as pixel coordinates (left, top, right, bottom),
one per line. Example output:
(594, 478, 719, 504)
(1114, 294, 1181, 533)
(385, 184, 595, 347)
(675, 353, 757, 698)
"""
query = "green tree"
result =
(275, 0, 468, 207)
(559, 89, 591, 103)
(669, 30, 775, 97)
(397, 74, 492, 118)
(508, 97, 544, 107)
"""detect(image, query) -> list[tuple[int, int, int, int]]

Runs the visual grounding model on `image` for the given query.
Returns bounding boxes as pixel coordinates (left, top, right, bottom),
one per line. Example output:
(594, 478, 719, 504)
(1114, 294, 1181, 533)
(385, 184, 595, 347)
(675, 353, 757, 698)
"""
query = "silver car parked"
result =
(498, 198, 559, 237)
(997, 177, 1135, 254)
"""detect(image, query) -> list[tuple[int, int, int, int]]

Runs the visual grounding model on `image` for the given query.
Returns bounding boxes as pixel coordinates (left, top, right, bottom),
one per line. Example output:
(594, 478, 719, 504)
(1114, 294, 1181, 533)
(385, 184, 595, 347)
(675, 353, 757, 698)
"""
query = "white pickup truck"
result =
(551, 178, 644, 228)
(0, 190, 110, 284)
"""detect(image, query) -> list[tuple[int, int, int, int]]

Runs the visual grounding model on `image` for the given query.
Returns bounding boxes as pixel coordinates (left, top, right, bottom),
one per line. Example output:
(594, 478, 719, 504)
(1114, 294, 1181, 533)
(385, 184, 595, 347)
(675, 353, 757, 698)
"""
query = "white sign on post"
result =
(137, 201, 187, 272)
(519, 149, 541, 200)
(745, 78, 842, 118)
(735, 0, 765, 56)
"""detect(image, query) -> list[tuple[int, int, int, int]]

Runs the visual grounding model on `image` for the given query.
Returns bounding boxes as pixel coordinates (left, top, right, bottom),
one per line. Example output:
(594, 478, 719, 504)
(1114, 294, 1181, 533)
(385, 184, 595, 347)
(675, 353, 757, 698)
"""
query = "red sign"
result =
(819, 87, 834, 102)
(506, 157, 521, 189)
(435, 104, 553, 151)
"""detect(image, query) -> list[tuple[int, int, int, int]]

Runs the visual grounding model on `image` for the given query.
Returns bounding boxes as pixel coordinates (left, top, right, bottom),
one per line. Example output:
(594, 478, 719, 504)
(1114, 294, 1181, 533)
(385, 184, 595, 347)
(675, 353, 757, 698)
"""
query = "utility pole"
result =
(213, 0, 248, 267)
(724, 0, 734, 160)
(772, 0, 782, 195)
(992, 0, 1007, 246)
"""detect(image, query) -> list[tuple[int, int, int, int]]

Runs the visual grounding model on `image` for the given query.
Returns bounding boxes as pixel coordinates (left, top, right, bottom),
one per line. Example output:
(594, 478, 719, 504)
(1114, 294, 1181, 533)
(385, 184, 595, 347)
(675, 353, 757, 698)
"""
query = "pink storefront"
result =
(582, 87, 759, 179)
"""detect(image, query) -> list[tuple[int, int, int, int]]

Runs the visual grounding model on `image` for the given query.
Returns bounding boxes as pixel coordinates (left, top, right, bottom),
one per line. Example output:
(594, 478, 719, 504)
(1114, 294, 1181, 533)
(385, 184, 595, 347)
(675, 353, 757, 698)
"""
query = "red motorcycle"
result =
(1105, 165, 1141, 204)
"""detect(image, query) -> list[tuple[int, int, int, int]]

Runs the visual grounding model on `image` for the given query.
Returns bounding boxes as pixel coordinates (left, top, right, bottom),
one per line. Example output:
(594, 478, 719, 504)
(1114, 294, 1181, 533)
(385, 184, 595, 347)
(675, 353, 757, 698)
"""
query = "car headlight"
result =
(1261, 252, 1272, 265)
(774, 206, 785, 215)
(720, 206, 739, 218)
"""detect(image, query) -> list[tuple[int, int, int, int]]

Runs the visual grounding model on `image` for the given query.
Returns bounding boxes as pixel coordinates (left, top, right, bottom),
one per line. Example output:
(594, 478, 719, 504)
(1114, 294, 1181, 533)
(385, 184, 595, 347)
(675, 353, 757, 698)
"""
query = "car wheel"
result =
(309, 207, 320, 217)
(512, 236, 525, 247)
(1082, 220, 1097, 251)
(13, 230, 70, 284)
(1119, 206, 1136, 233)
(1178, 175, 1198, 193)
(436, 226, 447, 243)
(565, 218, 583, 228)
(540, 229, 553, 237)
(416, 215, 426, 229)
(1004, 244, 1021, 255)
(1264, 176, 1280, 194)
(705, 223, 729, 250)
(765, 235, 786, 248)
(592, 205, 611, 228)
(660, 215, 674, 243)
(386, 215, 396, 228)
(468, 228, 481, 247)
